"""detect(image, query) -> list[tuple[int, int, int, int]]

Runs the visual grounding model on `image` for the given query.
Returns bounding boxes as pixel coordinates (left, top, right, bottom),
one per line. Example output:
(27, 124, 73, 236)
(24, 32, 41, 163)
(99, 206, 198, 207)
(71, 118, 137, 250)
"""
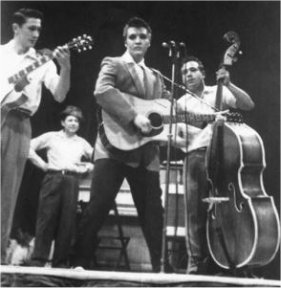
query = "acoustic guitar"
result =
(101, 93, 242, 151)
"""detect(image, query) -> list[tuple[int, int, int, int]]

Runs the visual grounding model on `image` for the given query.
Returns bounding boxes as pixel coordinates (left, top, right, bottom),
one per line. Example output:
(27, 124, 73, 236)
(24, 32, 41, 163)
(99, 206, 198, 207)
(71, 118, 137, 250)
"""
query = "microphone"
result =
(169, 40, 176, 47)
(162, 42, 176, 58)
(162, 41, 181, 58)
(162, 41, 176, 48)
(162, 42, 170, 48)
(179, 42, 187, 58)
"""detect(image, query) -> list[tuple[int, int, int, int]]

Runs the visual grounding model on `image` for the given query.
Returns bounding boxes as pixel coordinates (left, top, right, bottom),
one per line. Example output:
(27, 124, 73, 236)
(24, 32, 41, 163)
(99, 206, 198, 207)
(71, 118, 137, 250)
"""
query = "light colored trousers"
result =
(1, 110, 31, 263)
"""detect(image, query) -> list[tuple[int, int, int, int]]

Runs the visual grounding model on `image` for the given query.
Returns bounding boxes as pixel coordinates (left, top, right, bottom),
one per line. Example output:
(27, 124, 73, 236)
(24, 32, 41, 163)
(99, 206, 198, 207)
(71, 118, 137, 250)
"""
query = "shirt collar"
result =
(5, 39, 37, 59)
(58, 129, 79, 140)
(122, 51, 146, 68)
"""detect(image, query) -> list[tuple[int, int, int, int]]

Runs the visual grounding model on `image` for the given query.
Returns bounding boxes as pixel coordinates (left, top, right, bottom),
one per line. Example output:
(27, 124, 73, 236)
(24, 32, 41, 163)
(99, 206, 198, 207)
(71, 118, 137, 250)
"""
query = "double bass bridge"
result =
(202, 196, 230, 212)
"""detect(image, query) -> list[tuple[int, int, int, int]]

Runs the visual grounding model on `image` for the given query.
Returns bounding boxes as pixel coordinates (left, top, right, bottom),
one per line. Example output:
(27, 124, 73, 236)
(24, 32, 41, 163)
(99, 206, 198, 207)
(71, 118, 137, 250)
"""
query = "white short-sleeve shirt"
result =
(177, 85, 237, 152)
(30, 130, 93, 171)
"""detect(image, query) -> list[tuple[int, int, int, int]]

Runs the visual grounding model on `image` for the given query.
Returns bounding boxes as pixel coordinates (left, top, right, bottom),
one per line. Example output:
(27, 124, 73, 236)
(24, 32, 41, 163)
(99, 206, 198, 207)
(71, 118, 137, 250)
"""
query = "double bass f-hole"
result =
(228, 182, 244, 212)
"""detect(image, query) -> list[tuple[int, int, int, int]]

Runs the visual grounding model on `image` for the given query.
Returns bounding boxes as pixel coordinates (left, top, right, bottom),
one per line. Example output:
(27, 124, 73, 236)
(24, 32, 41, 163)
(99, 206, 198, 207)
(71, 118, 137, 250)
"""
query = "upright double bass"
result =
(205, 31, 280, 270)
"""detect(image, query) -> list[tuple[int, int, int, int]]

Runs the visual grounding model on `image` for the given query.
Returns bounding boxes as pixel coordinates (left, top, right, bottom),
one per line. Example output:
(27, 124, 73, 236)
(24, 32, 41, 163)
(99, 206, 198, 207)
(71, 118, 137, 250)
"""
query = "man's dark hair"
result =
(60, 105, 84, 123)
(12, 8, 43, 26)
(123, 17, 152, 40)
(181, 56, 206, 76)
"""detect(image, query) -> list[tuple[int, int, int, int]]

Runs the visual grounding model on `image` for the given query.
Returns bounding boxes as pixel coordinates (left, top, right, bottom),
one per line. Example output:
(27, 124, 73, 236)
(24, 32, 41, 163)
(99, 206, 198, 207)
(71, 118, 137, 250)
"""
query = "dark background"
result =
(1, 1, 280, 279)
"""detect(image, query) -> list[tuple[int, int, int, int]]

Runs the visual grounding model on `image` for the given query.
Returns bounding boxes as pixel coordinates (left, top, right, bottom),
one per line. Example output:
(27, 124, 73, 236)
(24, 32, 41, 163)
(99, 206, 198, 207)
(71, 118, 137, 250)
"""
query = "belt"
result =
(47, 169, 79, 176)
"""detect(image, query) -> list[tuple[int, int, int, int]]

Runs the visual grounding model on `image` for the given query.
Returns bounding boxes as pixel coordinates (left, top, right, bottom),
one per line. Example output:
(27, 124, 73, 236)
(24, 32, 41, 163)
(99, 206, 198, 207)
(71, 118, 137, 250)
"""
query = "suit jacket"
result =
(93, 53, 170, 171)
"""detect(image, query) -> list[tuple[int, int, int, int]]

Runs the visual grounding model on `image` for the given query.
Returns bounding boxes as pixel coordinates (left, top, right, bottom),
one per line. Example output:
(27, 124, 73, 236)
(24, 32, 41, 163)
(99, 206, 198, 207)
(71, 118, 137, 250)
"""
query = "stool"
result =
(95, 201, 131, 271)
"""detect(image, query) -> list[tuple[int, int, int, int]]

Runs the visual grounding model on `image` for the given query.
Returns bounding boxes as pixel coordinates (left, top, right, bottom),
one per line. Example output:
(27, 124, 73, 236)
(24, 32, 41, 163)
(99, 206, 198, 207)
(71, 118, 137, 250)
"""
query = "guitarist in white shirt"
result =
(1, 8, 70, 264)
(72, 17, 171, 272)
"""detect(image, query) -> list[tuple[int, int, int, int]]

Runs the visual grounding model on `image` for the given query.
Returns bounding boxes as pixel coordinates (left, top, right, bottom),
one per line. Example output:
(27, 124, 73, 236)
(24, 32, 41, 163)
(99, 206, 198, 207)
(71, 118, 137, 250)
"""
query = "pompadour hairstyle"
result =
(12, 8, 43, 26)
(122, 17, 152, 40)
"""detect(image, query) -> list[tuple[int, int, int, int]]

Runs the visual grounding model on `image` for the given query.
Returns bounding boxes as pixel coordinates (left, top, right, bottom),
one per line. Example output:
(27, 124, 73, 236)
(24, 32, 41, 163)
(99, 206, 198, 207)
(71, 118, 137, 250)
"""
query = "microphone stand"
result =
(160, 41, 179, 273)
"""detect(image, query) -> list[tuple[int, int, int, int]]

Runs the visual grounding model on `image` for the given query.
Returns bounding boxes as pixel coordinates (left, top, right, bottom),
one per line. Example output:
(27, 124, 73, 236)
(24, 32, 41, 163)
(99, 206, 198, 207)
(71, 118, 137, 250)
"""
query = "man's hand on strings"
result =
(54, 45, 71, 69)
(134, 114, 152, 134)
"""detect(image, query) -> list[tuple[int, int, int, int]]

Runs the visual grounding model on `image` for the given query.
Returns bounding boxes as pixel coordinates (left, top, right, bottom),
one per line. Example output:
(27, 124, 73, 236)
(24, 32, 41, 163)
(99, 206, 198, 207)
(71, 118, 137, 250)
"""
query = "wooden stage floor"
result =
(1, 265, 281, 287)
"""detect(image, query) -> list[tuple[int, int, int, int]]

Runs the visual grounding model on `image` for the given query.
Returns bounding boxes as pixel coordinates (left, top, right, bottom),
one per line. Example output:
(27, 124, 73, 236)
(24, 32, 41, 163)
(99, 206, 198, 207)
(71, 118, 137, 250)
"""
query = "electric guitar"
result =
(101, 93, 243, 151)
(1, 34, 93, 111)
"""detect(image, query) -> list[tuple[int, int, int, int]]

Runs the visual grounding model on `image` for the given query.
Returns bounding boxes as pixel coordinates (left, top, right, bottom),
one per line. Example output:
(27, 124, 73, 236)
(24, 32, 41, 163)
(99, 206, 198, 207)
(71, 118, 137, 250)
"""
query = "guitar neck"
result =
(162, 112, 216, 125)
(8, 52, 54, 85)
(2, 34, 92, 102)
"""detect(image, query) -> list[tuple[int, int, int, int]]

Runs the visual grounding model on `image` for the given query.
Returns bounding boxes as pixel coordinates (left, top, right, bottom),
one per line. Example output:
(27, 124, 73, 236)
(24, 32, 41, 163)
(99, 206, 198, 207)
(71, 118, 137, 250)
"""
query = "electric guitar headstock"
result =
(38, 34, 94, 58)
(67, 34, 94, 53)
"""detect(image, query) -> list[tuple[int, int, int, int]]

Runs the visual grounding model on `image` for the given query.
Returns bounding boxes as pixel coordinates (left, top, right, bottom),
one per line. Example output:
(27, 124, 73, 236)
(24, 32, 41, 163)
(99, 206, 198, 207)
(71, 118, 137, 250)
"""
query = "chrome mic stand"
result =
(160, 40, 180, 273)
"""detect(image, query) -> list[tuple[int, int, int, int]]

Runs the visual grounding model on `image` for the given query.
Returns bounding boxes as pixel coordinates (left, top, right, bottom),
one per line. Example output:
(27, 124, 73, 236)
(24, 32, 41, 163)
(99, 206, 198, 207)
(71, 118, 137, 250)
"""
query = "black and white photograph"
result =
(1, 1, 280, 287)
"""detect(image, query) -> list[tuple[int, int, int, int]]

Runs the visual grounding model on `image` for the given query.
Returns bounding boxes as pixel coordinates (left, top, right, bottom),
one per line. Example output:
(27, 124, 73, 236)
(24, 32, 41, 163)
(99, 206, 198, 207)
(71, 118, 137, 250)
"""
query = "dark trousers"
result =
(1, 110, 31, 263)
(74, 159, 164, 271)
(183, 149, 209, 273)
(32, 173, 79, 267)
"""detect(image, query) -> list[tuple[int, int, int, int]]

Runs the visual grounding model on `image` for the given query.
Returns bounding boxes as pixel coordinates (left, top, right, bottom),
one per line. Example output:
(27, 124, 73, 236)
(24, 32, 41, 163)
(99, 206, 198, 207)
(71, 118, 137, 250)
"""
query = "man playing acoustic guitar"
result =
(72, 17, 171, 272)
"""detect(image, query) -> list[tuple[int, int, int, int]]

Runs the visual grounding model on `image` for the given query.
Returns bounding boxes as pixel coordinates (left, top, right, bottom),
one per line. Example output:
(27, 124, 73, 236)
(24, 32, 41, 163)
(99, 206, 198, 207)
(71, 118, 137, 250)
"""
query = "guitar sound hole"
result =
(148, 113, 163, 128)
